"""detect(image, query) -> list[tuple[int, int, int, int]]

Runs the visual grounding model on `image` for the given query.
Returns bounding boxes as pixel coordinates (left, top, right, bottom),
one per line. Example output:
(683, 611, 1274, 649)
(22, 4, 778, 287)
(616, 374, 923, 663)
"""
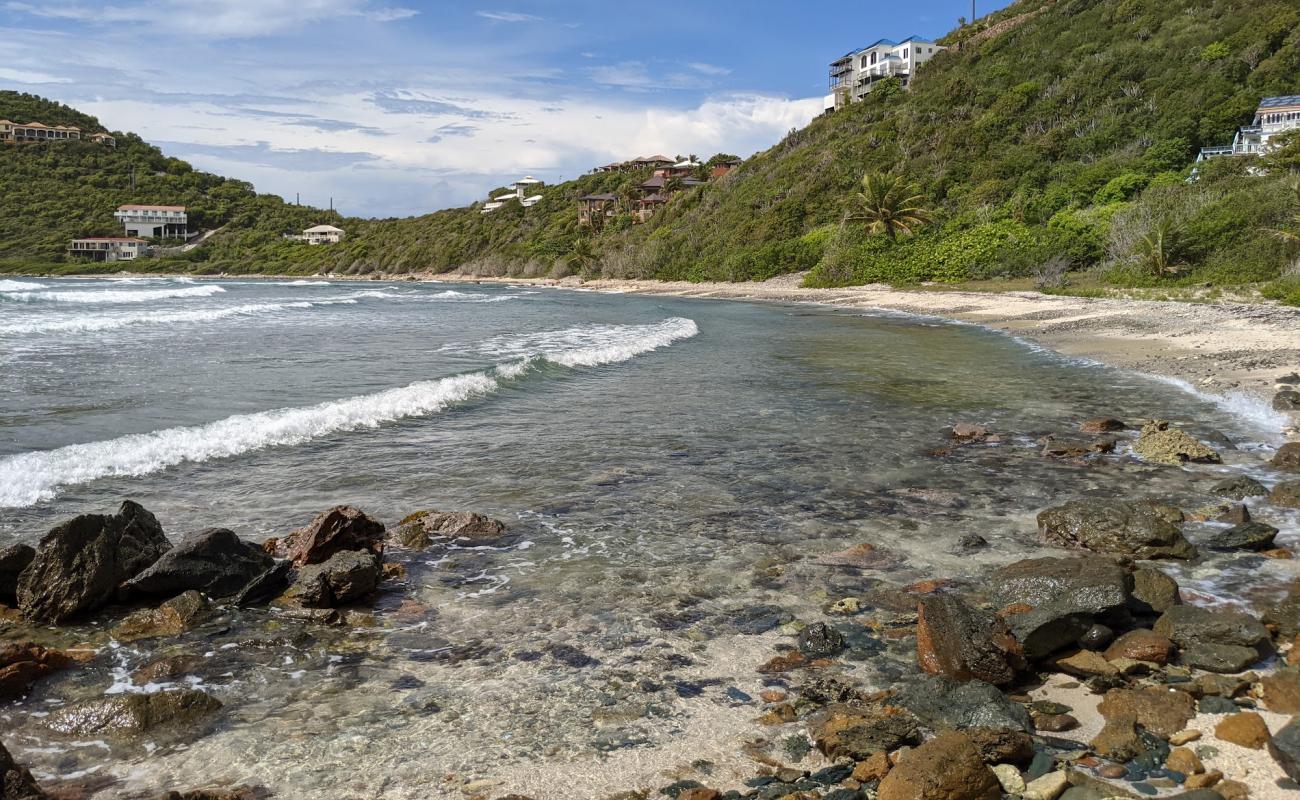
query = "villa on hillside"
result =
(0, 120, 116, 145)
(114, 205, 188, 238)
(66, 237, 148, 262)
(289, 224, 345, 244)
(594, 155, 678, 173)
(482, 176, 545, 214)
(710, 159, 742, 179)
(1197, 95, 1300, 163)
(825, 36, 945, 112)
(577, 193, 620, 226)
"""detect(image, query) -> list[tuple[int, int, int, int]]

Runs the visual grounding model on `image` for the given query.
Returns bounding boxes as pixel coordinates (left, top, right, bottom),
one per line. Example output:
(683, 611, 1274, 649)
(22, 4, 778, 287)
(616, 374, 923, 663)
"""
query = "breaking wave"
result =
(0, 285, 226, 304)
(0, 280, 46, 291)
(467, 318, 701, 365)
(0, 299, 356, 336)
(0, 317, 700, 507)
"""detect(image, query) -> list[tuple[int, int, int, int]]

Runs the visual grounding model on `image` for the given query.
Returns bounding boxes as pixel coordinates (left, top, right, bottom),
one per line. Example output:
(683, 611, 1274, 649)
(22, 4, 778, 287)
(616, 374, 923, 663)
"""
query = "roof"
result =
(634, 154, 674, 163)
(69, 237, 148, 243)
(579, 193, 620, 201)
(839, 35, 935, 58)
(641, 176, 667, 188)
(303, 224, 344, 233)
(673, 159, 702, 168)
(1260, 96, 1300, 109)
(117, 204, 186, 212)
(513, 176, 543, 185)
(641, 193, 668, 203)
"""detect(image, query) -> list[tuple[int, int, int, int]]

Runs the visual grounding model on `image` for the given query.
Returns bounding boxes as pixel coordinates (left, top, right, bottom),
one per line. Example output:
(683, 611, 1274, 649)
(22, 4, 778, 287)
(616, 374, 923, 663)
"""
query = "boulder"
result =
(1154, 605, 1270, 673)
(1210, 475, 1269, 500)
(989, 557, 1132, 660)
(915, 595, 1023, 686)
(1081, 418, 1127, 434)
(1202, 521, 1278, 552)
(0, 643, 73, 700)
(896, 676, 1032, 733)
(809, 703, 921, 760)
(1037, 500, 1196, 560)
(1263, 671, 1300, 715)
(1130, 567, 1181, 615)
(1090, 716, 1146, 762)
(876, 732, 1000, 800)
(1271, 480, 1300, 510)
(965, 727, 1035, 766)
(45, 689, 221, 735)
(285, 550, 380, 608)
(17, 501, 171, 623)
(1103, 629, 1175, 665)
(111, 591, 209, 642)
(1214, 712, 1270, 749)
(1268, 717, 1300, 781)
(232, 561, 292, 607)
(1276, 390, 1300, 413)
(1097, 687, 1195, 738)
(1133, 420, 1221, 465)
(283, 506, 384, 566)
(132, 654, 204, 686)
(122, 528, 273, 598)
(1271, 443, 1300, 472)
(393, 510, 507, 548)
(1040, 436, 1116, 459)
(0, 739, 47, 800)
(0, 545, 34, 606)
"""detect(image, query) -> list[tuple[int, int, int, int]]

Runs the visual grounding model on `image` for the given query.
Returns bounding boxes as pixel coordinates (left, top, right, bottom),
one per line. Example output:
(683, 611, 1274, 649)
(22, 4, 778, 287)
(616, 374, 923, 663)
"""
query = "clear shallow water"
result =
(0, 277, 1296, 798)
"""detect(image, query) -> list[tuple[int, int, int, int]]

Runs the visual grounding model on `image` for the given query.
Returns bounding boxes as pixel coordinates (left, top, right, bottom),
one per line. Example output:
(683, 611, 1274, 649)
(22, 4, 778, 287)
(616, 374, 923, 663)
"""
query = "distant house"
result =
(630, 155, 676, 170)
(654, 158, 704, 178)
(481, 176, 545, 214)
(1198, 95, 1300, 163)
(67, 237, 148, 262)
(826, 36, 945, 111)
(294, 224, 345, 244)
(90, 132, 117, 147)
(710, 159, 742, 179)
(637, 193, 669, 223)
(0, 120, 82, 143)
(114, 205, 188, 238)
(577, 193, 620, 226)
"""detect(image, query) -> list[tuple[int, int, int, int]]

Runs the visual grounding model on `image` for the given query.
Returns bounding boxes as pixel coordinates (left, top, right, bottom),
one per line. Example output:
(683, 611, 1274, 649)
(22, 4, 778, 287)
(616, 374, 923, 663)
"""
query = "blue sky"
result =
(0, 0, 1010, 217)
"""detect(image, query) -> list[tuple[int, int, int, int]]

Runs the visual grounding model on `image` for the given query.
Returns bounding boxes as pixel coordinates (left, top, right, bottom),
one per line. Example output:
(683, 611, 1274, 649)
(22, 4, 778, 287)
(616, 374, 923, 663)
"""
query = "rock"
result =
(1091, 716, 1146, 762)
(232, 561, 292, 607)
(1170, 730, 1202, 745)
(953, 533, 989, 553)
(1215, 712, 1269, 749)
(0, 739, 47, 799)
(46, 689, 221, 735)
(122, 528, 274, 598)
(965, 727, 1035, 766)
(1035, 713, 1078, 732)
(1203, 521, 1278, 552)
(1262, 670, 1300, 714)
(1272, 480, 1300, 509)
(809, 703, 921, 760)
(1081, 418, 1127, 434)
(1210, 476, 1269, 500)
(876, 731, 1000, 800)
(1078, 624, 1114, 651)
(393, 510, 507, 547)
(1184, 770, 1222, 789)
(0, 643, 72, 700)
(146, 787, 268, 800)
(1130, 567, 1181, 616)
(1133, 420, 1221, 465)
(111, 591, 209, 642)
(283, 506, 384, 566)
(1213, 780, 1249, 800)
(1022, 771, 1069, 800)
(1268, 717, 1300, 781)
(896, 676, 1032, 733)
(1154, 605, 1270, 673)
(1104, 629, 1176, 665)
(17, 501, 171, 623)
(1053, 649, 1118, 678)
(949, 423, 991, 442)
(1267, 588, 1300, 639)
(815, 542, 901, 569)
(915, 595, 1023, 686)
(1166, 746, 1204, 775)
(0, 545, 35, 606)
(989, 557, 1132, 660)
(285, 550, 381, 608)
(1040, 436, 1116, 459)
(991, 764, 1024, 794)
(1276, 390, 1300, 413)
(132, 654, 204, 686)
(852, 752, 892, 782)
(1097, 687, 1195, 738)
(1037, 500, 1196, 560)
(799, 622, 847, 658)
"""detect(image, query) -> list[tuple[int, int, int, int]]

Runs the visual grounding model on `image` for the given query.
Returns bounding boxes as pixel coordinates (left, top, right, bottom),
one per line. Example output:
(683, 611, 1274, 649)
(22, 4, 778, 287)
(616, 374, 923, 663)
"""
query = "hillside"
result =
(3, 0, 1300, 303)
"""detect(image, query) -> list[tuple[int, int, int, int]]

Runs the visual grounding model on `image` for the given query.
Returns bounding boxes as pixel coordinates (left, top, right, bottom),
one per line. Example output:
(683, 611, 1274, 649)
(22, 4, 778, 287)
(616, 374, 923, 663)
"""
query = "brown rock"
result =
(393, 510, 507, 548)
(283, 506, 384, 566)
(757, 651, 806, 674)
(1081, 418, 1127, 434)
(758, 704, 797, 725)
(809, 703, 921, 761)
(676, 790, 718, 800)
(111, 591, 209, 643)
(0, 739, 47, 799)
(814, 543, 901, 569)
(1104, 629, 1175, 665)
(1272, 442, 1300, 471)
(915, 595, 1023, 686)
(759, 690, 787, 703)
(1215, 712, 1270, 749)
(1091, 716, 1145, 762)
(1034, 714, 1078, 732)
(0, 643, 73, 700)
(1053, 649, 1118, 678)
(1130, 567, 1181, 615)
(1133, 420, 1221, 465)
(949, 423, 990, 442)
(1166, 746, 1204, 775)
(1097, 687, 1195, 738)
(1184, 770, 1222, 789)
(1272, 480, 1300, 510)
(1262, 670, 1300, 714)
(965, 728, 1035, 766)
(877, 732, 1000, 800)
(45, 690, 221, 735)
(1096, 764, 1127, 779)
(1214, 779, 1249, 800)
(132, 654, 203, 686)
(853, 752, 892, 782)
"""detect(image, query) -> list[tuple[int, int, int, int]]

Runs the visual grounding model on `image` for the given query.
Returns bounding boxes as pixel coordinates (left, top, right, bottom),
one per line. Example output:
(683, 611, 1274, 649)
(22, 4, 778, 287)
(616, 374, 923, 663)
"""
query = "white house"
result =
(1197, 95, 1300, 163)
(114, 205, 188, 238)
(67, 237, 148, 262)
(825, 36, 946, 111)
(297, 224, 345, 245)
(481, 176, 545, 214)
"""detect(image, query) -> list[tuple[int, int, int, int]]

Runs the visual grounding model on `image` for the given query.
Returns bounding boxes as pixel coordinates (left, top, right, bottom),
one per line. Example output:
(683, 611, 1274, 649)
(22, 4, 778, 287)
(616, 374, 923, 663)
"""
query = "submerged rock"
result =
(1271, 480, 1300, 510)
(1133, 420, 1222, 465)
(1276, 390, 1300, 413)
(1081, 418, 1127, 434)
(896, 676, 1032, 733)
(0, 739, 47, 799)
(0, 643, 72, 700)
(1037, 500, 1196, 560)
(393, 510, 507, 548)
(0, 545, 34, 606)
(285, 549, 381, 608)
(1271, 442, 1300, 472)
(989, 556, 1132, 660)
(798, 622, 846, 658)
(123, 528, 273, 598)
(18, 501, 171, 623)
(1203, 521, 1278, 552)
(283, 506, 384, 566)
(808, 703, 921, 760)
(46, 689, 221, 735)
(876, 731, 1000, 800)
(147, 787, 269, 800)
(915, 594, 1022, 686)
(111, 591, 209, 642)
(1154, 605, 1270, 673)
(1210, 475, 1269, 500)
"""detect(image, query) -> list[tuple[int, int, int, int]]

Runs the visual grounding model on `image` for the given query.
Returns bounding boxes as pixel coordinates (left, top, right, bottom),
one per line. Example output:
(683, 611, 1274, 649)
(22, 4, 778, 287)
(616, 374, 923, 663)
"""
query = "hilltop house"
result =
(825, 36, 945, 111)
(1197, 95, 1300, 163)
(577, 193, 620, 226)
(291, 224, 345, 244)
(710, 159, 742, 179)
(482, 176, 545, 214)
(0, 120, 116, 145)
(67, 237, 148, 262)
(114, 205, 188, 238)
(594, 155, 677, 173)
(90, 132, 117, 147)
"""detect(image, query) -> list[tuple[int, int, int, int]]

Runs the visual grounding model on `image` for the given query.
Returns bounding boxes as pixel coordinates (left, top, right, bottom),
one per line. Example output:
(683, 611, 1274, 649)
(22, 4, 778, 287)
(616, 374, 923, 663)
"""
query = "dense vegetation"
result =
(3, 0, 1299, 303)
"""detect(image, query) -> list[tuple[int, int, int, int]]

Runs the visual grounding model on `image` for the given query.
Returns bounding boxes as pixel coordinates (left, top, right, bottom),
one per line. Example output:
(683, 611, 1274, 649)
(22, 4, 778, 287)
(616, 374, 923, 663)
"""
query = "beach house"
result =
(481, 176, 545, 214)
(1197, 95, 1300, 163)
(825, 36, 945, 111)
(66, 237, 148, 262)
(114, 205, 189, 239)
(295, 224, 345, 244)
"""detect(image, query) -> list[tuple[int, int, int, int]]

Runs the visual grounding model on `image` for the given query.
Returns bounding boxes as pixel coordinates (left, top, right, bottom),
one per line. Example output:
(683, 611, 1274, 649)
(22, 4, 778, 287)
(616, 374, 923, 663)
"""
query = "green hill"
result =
(3, 0, 1300, 303)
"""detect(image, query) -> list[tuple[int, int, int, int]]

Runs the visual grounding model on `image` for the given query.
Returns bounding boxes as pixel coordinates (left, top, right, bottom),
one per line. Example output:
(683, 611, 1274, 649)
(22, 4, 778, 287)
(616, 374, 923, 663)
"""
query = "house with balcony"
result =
(825, 36, 945, 111)
(90, 132, 117, 147)
(114, 205, 189, 238)
(292, 224, 345, 244)
(67, 237, 148, 262)
(0, 120, 81, 143)
(481, 176, 545, 214)
(577, 193, 621, 226)
(1197, 95, 1300, 164)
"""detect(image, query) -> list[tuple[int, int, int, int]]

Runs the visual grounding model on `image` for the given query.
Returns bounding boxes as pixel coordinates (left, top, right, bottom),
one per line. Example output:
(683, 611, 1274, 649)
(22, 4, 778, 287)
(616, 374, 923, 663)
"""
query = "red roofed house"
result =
(114, 205, 189, 239)
(67, 237, 148, 262)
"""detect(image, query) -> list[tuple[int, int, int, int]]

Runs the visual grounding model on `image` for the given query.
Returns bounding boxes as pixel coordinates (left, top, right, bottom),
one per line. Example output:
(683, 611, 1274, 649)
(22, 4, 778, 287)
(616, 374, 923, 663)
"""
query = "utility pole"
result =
(295, 192, 300, 206)
(972, 1, 977, 22)
(329, 197, 333, 211)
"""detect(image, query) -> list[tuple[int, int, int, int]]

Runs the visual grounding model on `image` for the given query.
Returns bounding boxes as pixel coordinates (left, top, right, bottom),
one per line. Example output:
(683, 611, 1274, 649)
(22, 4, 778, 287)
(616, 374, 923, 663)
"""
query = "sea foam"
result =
(0, 279, 46, 291)
(0, 285, 226, 304)
(0, 300, 354, 336)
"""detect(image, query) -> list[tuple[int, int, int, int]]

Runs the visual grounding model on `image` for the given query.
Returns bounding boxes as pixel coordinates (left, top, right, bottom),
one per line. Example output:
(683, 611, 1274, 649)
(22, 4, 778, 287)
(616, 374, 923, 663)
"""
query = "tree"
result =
(1268, 181, 1300, 250)
(664, 176, 685, 195)
(563, 237, 598, 275)
(841, 173, 934, 241)
(1263, 130, 1300, 175)
(1135, 216, 1182, 276)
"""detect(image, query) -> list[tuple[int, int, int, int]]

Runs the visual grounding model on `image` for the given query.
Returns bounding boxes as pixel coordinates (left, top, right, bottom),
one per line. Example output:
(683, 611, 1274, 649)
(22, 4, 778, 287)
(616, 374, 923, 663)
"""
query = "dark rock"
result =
(111, 591, 209, 642)
(727, 604, 792, 635)
(1133, 420, 1221, 465)
(0, 739, 47, 799)
(808, 703, 921, 760)
(1211, 475, 1269, 500)
(809, 763, 853, 785)
(953, 533, 988, 553)
(1097, 687, 1195, 738)
(133, 654, 204, 686)
(122, 528, 273, 598)
(0, 545, 34, 606)
(1090, 716, 1147, 762)
(46, 689, 221, 735)
(1040, 435, 1116, 459)
(286, 550, 381, 608)
(283, 506, 384, 566)
(1154, 605, 1270, 673)
(1079, 624, 1114, 651)
(1203, 521, 1278, 552)
(915, 594, 1023, 686)
(896, 676, 1032, 733)
(17, 501, 171, 623)
(1129, 567, 1181, 616)
(1035, 713, 1079, 732)
(1037, 500, 1196, 560)
(1081, 418, 1127, 434)
(989, 556, 1132, 660)
(876, 731, 1000, 800)
(232, 561, 292, 607)
(1268, 717, 1300, 781)
(798, 622, 846, 658)
(1272, 480, 1300, 510)
(0, 643, 72, 700)
(146, 786, 269, 800)
(392, 510, 507, 547)
(1275, 390, 1300, 413)
(1274, 443, 1300, 472)
(1199, 696, 1238, 714)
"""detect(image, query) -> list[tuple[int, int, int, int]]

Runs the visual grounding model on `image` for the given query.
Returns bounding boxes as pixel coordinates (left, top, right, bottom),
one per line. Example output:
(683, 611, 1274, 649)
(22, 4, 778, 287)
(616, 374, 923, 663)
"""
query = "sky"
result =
(0, 0, 1011, 218)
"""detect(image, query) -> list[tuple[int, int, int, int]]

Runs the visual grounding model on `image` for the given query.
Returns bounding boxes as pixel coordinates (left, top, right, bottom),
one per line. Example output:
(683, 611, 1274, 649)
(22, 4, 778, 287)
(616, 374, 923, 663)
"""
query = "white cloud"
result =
(475, 10, 543, 23)
(0, 66, 72, 84)
(688, 62, 732, 77)
(3, 0, 417, 37)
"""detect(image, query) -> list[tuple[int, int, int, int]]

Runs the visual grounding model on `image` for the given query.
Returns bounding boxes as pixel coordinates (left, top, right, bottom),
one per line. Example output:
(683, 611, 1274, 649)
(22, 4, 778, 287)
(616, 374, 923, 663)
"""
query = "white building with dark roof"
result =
(1198, 95, 1300, 163)
(825, 36, 945, 111)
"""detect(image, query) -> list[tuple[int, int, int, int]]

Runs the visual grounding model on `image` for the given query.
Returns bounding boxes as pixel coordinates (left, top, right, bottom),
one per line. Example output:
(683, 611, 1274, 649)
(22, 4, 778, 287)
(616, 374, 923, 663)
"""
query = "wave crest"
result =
(1, 285, 226, 304)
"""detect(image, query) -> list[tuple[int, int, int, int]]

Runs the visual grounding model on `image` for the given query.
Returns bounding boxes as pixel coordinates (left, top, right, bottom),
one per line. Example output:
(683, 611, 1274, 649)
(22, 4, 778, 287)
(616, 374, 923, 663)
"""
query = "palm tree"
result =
(1137, 216, 1181, 276)
(842, 173, 934, 241)
(664, 176, 685, 195)
(564, 238, 598, 275)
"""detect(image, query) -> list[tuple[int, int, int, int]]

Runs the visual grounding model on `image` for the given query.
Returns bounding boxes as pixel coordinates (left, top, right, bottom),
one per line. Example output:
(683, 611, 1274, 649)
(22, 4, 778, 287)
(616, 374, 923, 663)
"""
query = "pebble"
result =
(1022, 770, 1069, 800)
(1169, 729, 1201, 745)
(1097, 764, 1127, 779)
(1131, 781, 1157, 796)
(992, 764, 1026, 794)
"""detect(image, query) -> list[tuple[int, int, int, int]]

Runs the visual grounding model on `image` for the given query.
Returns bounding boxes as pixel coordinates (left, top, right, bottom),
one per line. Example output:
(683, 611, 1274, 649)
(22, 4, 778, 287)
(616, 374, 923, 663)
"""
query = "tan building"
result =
(294, 224, 345, 244)
(67, 237, 148, 262)
(0, 121, 82, 143)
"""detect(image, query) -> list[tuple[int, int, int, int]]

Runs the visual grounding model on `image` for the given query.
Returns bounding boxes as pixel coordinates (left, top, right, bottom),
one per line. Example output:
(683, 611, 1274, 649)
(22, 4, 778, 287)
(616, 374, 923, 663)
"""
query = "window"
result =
(903, 48, 909, 59)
